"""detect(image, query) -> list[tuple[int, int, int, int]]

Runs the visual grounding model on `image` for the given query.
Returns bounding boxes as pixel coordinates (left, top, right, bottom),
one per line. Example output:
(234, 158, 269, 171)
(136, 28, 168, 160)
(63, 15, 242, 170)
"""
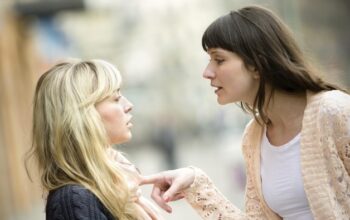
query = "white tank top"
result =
(260, 129, 314, 220)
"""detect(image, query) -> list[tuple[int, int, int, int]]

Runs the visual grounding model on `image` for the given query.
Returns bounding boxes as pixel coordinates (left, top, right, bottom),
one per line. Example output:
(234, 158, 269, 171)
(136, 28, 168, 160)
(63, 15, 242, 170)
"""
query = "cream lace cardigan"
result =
(184, 90, 350, 220)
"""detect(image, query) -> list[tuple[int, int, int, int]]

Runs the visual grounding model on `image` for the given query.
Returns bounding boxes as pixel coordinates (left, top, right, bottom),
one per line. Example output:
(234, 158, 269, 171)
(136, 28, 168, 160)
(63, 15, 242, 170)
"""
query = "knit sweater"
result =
(46, 185, 116, 220)
(185, 90, 350, 220)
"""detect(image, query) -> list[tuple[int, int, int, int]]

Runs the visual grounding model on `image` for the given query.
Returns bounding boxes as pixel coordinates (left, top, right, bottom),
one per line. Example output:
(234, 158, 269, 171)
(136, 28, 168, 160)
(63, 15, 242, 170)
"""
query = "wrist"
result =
(186, 166, 196, 188)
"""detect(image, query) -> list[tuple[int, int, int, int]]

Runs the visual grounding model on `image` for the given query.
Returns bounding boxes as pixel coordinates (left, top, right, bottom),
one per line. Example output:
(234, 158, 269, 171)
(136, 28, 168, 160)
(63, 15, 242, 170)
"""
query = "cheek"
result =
(239, 76, 254, 89)
(103, 111, 123, 128)
(102, 114, 129, 144)
(223, 71, 257, 100)
(223, 72, 249, 91)
(97, 104, 121, 121)
(233, 66, 256, 89)
(97, 107, 122, 132)
(101, 111, 118, 123)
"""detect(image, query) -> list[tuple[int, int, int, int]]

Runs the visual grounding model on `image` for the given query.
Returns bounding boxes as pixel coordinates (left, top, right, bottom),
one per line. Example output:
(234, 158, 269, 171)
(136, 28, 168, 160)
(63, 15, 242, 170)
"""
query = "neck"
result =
(265, 90, 307, 130)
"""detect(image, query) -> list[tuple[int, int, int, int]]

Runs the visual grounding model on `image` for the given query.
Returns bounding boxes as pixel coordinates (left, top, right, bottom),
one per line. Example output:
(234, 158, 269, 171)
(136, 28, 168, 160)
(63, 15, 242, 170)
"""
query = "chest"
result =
(260, 134, 313, 219)
(266, 124, 302, 147)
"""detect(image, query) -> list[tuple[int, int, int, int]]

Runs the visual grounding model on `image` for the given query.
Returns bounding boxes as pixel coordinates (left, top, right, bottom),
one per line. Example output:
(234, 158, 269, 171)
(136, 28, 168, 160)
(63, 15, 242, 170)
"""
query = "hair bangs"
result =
(77, 60, 122, 107)
(202, 15, 236, 52)
(93, 60, 122, 99)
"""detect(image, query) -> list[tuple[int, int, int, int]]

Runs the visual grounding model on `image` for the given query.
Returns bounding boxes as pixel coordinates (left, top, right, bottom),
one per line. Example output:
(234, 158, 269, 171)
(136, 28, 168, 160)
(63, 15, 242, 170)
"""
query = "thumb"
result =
(162, 182, 182, 202)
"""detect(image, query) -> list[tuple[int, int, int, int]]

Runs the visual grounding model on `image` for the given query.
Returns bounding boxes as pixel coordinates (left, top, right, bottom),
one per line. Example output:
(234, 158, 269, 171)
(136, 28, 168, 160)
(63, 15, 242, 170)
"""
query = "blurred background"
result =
(0, 0, 349, 219)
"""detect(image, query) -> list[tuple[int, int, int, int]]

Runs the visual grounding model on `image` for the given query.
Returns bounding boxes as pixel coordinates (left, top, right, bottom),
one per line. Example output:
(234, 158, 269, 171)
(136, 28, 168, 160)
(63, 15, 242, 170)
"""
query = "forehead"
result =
(208, 48, 231, 56)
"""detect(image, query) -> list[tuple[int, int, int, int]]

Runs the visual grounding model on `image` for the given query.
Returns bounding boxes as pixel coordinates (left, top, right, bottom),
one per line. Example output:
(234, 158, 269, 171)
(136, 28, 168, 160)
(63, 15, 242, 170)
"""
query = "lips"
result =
(126, 116, 133, 127)
(211, 84, 223, 94)
(127, 122, 133, 128)
(215, 87, 223, 94)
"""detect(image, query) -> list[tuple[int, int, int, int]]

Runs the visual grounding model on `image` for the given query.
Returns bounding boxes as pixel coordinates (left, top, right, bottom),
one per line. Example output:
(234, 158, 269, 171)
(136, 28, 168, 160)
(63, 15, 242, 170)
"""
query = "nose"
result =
(124, 97, 133, 113)
(203, 64, 215, 79)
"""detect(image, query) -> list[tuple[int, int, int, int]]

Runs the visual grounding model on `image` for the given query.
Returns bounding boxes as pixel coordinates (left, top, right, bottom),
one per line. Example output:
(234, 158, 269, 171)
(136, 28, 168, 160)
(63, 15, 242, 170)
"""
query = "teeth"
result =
(211, 85, 222, 93)
(214, 87, 223, 94)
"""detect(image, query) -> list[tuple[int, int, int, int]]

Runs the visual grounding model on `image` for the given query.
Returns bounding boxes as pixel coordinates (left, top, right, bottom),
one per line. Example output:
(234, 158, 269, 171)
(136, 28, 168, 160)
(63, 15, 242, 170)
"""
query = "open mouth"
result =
(214, 86, 223, 94)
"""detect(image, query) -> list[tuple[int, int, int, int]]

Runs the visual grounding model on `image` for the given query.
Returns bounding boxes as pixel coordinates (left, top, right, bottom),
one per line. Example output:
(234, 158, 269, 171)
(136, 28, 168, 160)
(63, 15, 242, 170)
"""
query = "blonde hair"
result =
(26, 59, 141, 219)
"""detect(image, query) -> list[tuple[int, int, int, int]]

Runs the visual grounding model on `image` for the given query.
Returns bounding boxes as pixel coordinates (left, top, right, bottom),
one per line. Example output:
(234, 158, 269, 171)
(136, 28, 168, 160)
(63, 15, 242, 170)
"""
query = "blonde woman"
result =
(26, 59, 163, 220)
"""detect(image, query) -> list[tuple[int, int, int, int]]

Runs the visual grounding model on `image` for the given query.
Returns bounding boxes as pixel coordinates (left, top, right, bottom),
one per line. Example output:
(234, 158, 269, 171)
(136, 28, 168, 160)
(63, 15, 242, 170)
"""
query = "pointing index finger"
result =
(139, 173, 164, 185)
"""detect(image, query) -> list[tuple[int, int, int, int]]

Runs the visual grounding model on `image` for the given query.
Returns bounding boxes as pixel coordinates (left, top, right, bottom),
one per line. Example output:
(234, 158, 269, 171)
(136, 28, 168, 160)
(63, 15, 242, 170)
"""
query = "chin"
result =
(123, 133, 132, 143)
(217, 98, 231, 105)
(112, 133, 132, 145)
(217, 94, 240, 105)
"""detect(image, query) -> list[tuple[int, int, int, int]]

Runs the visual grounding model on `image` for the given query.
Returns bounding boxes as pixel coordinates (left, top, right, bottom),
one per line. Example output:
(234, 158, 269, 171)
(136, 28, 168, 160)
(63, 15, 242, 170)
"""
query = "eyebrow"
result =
(113, 89, 121, 96)
(208, 49, 218, 55)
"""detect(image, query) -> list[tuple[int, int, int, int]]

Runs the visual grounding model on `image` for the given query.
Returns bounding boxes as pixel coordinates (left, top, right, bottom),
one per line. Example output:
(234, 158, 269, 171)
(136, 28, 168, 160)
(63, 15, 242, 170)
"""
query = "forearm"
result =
(184, 167, 246, 220)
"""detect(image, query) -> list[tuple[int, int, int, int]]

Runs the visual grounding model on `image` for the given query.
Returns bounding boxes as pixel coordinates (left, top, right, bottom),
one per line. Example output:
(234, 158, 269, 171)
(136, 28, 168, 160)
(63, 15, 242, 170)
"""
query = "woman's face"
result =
(95, 90, 134, 145)
(203, 48, 260, 105)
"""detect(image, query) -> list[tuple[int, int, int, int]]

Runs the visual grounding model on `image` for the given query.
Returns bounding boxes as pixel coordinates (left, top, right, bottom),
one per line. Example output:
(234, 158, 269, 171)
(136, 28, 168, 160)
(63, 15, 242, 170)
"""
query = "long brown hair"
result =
(202, 5, 345, 124)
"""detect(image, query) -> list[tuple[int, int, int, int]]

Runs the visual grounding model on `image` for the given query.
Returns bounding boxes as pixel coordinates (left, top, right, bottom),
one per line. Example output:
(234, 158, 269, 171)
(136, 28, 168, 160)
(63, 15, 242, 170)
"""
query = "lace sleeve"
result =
(336, 105, 350, 175)
(320, 91, 350, 174)
(184, 167, 246, 220)
(182, 119, 279, 220)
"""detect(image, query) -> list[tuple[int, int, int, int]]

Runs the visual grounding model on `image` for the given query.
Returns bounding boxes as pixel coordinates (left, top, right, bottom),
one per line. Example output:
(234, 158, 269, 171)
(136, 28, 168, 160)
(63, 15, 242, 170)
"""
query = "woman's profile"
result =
(26, 59, 163, 220)
(141, 5, 350, 220)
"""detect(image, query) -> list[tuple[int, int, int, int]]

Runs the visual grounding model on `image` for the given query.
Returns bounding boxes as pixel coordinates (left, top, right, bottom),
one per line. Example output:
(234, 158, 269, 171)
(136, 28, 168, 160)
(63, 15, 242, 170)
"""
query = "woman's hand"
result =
(139, 167, 195, 213)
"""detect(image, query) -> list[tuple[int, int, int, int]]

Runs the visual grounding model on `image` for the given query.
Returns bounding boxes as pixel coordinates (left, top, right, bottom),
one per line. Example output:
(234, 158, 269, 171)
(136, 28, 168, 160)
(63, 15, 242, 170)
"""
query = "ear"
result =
(249, 66, 260, 79)
(252, 71, 260, 79)
(246, 64, 260, 79)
